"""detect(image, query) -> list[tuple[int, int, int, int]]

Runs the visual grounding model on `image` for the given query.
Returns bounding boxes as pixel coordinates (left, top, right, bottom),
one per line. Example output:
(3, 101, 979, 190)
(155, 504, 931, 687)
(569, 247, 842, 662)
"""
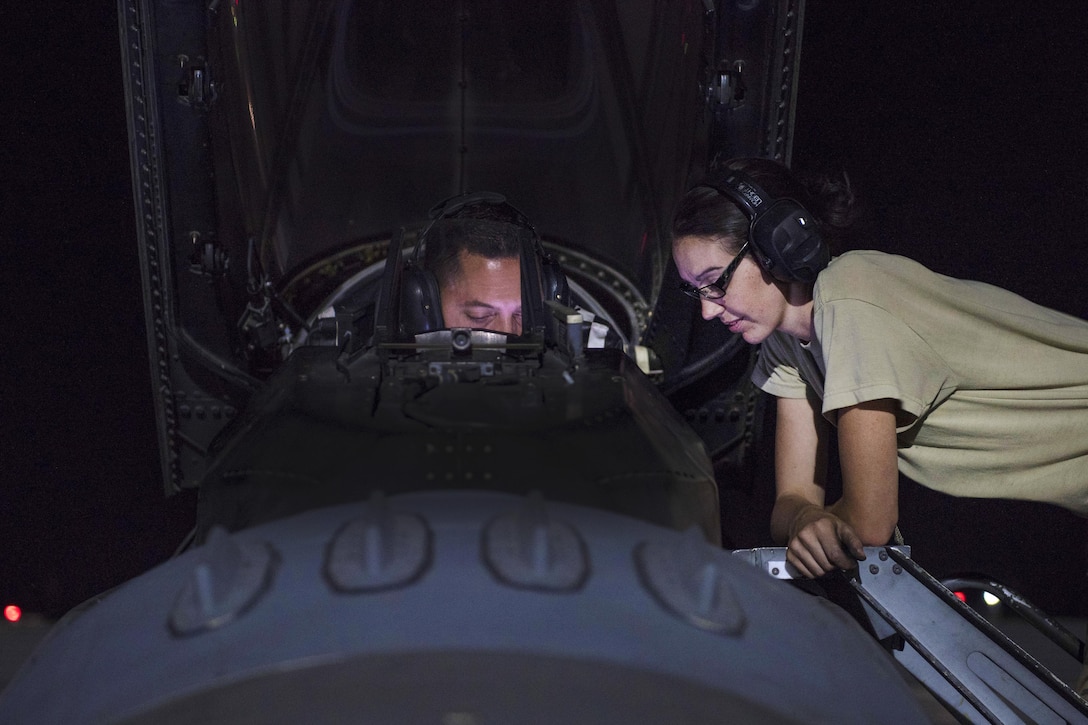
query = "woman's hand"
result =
(785, 505, 867, 578)
(770, 395, 898, 578)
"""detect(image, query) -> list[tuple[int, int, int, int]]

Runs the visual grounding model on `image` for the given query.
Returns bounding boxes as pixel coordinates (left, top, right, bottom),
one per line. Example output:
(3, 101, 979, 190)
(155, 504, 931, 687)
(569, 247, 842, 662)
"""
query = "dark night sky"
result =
(2, 3, 195, 617)
(2, 3, 1085, 618)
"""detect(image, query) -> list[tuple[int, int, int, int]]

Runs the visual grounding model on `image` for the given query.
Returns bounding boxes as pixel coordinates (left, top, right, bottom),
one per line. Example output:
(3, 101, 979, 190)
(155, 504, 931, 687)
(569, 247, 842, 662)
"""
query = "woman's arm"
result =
(828, 398, 900, 545)
(771, 395, 881, 578)
(769, 395, 829, 543)
(771, 396, 866, 577)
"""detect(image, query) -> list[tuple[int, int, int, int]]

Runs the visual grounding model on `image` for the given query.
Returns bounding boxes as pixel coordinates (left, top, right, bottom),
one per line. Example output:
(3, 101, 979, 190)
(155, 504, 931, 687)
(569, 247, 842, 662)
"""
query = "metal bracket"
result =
(188, 231, 228, 277)
(177, 55, 217, 109)
(705, 61, 747, 111)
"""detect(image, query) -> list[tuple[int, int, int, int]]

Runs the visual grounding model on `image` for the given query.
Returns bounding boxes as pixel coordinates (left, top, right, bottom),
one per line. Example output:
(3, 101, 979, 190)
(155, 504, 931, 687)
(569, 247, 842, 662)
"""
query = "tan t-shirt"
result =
(753, 250, 1088, 514)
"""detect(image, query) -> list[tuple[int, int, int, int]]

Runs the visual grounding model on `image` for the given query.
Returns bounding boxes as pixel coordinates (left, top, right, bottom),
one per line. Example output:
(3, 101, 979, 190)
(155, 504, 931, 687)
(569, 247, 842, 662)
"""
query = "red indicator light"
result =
(953, 591, 967, 603)
(4, 605, 21, 622)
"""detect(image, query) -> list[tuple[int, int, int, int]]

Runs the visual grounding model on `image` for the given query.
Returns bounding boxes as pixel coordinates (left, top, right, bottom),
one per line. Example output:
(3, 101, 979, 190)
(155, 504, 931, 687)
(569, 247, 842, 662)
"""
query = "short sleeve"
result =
(752, 331, 811, 399)
(816, 298, 953, 422)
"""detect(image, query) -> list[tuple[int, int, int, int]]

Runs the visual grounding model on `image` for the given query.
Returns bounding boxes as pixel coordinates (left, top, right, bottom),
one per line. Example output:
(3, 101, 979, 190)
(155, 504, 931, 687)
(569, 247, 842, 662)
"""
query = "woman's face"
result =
(673, 234, 791, 345)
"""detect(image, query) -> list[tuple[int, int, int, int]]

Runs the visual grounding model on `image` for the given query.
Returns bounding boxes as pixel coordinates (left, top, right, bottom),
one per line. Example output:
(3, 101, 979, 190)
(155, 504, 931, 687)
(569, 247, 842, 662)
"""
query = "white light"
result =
(982, 592, 1000, 607)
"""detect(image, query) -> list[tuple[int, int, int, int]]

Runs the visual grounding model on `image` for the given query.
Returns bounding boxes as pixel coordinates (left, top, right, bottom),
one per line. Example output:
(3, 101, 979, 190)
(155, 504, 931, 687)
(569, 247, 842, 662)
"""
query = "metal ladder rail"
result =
(850, 546, 1088, 724)
(734, 546, 1088, 724)
(940, 576, 1086, 663)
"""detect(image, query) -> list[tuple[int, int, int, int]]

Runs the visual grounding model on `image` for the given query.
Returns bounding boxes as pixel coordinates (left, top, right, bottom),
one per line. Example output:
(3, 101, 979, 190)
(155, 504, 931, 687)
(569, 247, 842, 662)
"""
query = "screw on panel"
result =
(869, 565, 880, 575)
(324, 491, 432, 593)
(482, 491, 589, 591)
(635, 527, 747, 635)
(169, 526, 277, 636)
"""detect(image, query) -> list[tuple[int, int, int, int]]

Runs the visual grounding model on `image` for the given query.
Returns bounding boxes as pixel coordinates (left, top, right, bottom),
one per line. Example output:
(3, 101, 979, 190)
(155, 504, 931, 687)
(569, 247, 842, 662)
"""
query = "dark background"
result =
(1, 2, 1085, 618)
(793, 2, 1087, 616)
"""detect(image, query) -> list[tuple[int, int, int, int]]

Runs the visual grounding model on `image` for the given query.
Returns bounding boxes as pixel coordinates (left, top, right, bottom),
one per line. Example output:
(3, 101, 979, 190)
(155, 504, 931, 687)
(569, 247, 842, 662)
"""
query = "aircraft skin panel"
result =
(0, 492, 932, 724)
(192, 345, 722, 545)
(119, 0, 179, 492)
(120, 0, 260, 493)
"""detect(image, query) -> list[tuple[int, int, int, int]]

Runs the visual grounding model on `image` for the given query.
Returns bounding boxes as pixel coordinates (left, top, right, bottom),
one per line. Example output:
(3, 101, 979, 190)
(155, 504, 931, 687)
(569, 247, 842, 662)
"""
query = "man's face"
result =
(439, 250, 522, 334)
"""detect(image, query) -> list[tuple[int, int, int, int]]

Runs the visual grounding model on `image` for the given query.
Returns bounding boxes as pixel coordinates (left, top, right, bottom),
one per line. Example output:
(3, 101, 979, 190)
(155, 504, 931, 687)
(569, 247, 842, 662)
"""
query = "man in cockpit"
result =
(424, 197, 526, 335)
(408, 190, 617, 350)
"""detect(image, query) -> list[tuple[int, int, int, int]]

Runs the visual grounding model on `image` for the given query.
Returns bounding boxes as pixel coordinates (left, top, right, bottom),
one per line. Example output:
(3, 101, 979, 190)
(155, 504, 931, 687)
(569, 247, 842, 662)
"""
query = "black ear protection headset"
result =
(699, 169, 829, 283)
(399, 191, 571, 335)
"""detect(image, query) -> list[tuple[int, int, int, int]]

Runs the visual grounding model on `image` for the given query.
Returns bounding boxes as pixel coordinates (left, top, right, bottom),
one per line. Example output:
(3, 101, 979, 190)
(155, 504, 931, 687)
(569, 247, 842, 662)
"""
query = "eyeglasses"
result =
(679, 242, 749, 301)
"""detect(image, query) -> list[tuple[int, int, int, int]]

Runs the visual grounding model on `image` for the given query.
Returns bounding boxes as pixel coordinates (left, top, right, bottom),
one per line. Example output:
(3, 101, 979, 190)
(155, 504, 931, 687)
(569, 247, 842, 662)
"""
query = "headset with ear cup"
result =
(700, 169, 829, 283)
(399, 255, 445, 334)
(398, 191, 571, 336)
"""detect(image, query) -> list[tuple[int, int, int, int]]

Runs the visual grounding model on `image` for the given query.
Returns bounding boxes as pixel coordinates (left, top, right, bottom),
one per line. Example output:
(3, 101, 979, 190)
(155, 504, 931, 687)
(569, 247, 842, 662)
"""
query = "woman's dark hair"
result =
(671, 157, 860, 256)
